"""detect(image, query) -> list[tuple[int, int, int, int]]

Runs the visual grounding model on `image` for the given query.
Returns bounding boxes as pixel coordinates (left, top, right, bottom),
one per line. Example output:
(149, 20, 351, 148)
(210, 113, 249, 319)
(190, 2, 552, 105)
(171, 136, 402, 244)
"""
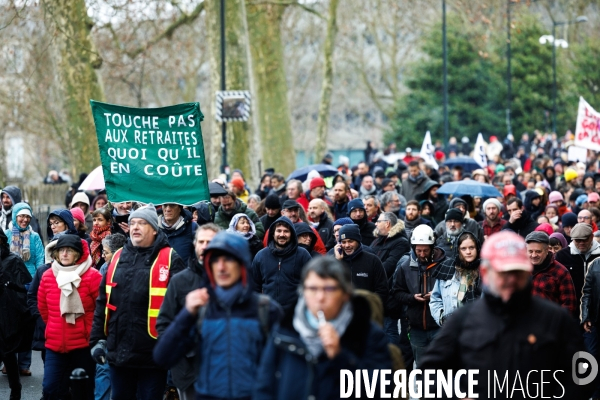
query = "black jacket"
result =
(420, 286, 593, 399)
(502, 209, 539, 238)
(161, 208, 197, 264)
(260, 212, 281, 233)
(370, 221, 410, 280)
(28, 263, 51, 351)
(251, 216, 312, 312)
(389, 247, 446, 330)
(313, 213, 334, 246)
(342, 248, 388, 305)
(351, 215, 376, 246)
(155, 256, 206, 390)
(556, 242, 600, 310)
(254, 295, 391, 400)
(90, 231, 185, 368)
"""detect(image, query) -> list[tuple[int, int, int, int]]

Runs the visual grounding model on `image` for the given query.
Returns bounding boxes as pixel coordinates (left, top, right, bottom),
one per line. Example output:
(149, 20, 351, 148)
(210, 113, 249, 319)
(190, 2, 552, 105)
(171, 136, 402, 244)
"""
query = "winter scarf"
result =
(408, 170, 425, 183)
(90, 225, 111, 266)
(10, 225, 31, 262)
(0, 207, 12, 231)
(214, 281, 244, 308)
(359, 185, 377, 198)
(292, 296, 353, 358)
(51, 255, 92, 324)
(160, 215, 185, 231)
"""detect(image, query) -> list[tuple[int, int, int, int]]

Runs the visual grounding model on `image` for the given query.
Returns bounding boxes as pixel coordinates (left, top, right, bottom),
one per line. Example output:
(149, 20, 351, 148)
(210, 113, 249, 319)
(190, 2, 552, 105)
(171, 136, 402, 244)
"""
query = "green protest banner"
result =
(90, 100, 209, 206)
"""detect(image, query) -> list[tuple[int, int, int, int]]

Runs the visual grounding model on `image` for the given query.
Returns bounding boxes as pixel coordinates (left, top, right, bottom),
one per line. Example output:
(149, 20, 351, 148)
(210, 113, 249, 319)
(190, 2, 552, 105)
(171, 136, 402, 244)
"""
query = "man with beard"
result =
(525, 231, 576, 317)
(214, 190, 265, 239)
(480, 198, 507, 240)
(400, 161, 429, 201)
(359, 175, 377, 199)
(259, 194, 281, 232)
(348, 199, 376, 246)
(363, 195, 381, 223)
(435, 208, 464, 260)
(333, 224, 388, 304)
(268, 173, 287, 197)
(331, 182, 351, 220)
(404, 200, 432, 239)
(307, 199, 333, 245)
(435, 197, 484, 244)
(297, 177, 332, 211)
(502, 197, 539, 238)
(380, 191, 403, 216)
(416, 180, 447, 225)
(252, 216, 312, 312)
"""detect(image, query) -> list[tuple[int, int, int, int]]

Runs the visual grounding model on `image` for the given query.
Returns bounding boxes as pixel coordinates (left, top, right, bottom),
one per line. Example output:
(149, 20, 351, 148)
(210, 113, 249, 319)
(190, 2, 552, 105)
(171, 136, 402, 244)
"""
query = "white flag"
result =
(574, 96, 600, 151)
(474, 132, 487, 168)
(419, 131, 438, 169)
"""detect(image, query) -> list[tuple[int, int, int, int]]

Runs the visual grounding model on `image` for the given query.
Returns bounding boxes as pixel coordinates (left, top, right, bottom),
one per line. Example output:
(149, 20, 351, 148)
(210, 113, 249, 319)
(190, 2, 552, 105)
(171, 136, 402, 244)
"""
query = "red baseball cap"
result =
(481, 231, 532, 273)
(310, 177, 326, 190)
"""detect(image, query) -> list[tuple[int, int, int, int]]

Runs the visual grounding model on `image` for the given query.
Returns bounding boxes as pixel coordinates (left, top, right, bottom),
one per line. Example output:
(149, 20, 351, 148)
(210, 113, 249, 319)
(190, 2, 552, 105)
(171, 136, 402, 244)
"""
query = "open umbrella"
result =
(78, 166, 104, 191)
(437, 180, 501, 198)
(286, 164, 339, 182)
(443, 156, 481, 173)
(209, 182, 228, 196)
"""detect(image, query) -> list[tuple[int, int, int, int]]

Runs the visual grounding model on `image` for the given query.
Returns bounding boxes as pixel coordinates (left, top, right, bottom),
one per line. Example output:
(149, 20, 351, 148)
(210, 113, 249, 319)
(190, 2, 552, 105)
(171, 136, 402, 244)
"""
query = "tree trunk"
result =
(246, 3, 296, 176)
(42, 0, 105, 176)
(204, 0, 257, 183)
(314, 0, 340, 162)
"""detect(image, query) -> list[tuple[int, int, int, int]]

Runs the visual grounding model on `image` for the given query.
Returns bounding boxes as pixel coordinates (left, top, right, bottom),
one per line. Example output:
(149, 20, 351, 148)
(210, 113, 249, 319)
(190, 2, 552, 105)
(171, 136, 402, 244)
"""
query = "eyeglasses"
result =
(578, 216, 592, 221)
(376, 220, 389, 224)
(49, 220, 64, 227)
(129, 220, 149, 227)
(16, 215, 31, 220)
(58, 248, 76, 255)
(304, 285, 341, 295)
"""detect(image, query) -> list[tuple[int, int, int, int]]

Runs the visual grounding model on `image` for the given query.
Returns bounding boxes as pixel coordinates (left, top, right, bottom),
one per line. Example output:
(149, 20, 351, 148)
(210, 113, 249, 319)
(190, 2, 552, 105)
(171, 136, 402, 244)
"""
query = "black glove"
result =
(91, 340, 107, 364)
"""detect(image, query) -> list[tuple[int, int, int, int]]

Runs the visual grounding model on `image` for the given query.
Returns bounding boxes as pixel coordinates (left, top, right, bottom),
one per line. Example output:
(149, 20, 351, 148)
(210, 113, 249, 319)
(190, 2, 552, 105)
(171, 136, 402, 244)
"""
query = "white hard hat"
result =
(411, 224, 435, 245)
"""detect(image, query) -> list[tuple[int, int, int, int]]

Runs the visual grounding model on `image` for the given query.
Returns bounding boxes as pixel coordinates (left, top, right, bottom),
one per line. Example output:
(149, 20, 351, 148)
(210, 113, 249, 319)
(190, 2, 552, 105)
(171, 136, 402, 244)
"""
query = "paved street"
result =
(0, 352, 44, 400)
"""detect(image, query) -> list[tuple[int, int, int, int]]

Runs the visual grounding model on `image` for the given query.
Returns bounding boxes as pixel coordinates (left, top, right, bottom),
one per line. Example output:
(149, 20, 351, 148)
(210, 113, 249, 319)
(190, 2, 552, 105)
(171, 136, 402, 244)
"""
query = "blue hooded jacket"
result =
(46, 209, 77, 241)
(5, 202, 45, 276)
(153, 232, 282, 398)
(251, 216, 312, 312)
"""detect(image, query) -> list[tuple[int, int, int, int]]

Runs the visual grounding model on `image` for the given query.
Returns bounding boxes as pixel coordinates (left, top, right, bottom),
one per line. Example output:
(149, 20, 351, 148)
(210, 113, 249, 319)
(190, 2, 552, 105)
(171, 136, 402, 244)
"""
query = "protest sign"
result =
(473, 133, 487, 168)
(419, 131, 438, 169)
(575, 97, 600, 151)
(567, 145, 588, 163)
(90, 100, 209, 206)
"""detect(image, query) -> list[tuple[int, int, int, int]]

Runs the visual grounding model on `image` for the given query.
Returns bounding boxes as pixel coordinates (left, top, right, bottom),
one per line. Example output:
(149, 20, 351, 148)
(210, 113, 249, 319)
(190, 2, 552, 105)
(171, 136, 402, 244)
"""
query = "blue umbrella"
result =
(443, 156, 482, 173)
(286, 164, 339, 182)
(437, 180, 501, 198)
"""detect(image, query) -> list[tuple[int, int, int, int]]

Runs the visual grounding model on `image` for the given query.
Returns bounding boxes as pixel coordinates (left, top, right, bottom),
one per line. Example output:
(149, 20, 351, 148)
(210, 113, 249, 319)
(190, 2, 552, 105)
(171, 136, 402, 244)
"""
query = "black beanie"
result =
(55, 234, 83, 254)
(339, 224, 362, 243)
(445, 208, 464, 222)
(265, 195, 281, 209)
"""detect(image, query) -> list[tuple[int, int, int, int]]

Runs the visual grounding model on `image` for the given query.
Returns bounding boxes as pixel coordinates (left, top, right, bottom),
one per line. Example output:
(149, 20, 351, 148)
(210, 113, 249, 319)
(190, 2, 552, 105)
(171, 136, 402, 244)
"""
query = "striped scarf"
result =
(90, 225, 111, 267)
(10, 225, 31, 261)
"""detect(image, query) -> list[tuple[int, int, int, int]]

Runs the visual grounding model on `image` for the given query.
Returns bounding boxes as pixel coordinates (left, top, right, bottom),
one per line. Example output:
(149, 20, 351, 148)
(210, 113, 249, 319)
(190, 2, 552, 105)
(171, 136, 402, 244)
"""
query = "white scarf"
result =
(51, 255, 92, 324)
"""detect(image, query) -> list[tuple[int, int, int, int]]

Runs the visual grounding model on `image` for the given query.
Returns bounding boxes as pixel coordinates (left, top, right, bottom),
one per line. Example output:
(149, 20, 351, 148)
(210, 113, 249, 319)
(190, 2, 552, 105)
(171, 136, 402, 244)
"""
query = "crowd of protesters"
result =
(0, 129, 599, 399)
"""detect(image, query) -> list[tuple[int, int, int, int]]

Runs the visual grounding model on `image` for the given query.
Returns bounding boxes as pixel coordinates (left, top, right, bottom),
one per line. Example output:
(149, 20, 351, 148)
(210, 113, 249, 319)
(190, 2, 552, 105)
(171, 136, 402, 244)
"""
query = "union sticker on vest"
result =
(159, 265, 169, 282)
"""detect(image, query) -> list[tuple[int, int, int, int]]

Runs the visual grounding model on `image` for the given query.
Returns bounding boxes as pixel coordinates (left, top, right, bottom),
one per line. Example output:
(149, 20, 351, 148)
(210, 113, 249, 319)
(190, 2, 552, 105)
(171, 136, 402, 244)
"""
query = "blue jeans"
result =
(17, 350, 32, 370)
(409, 327, 439, 369)
(583, 326, 600, 398)
(384, 317, 401, 347)
(43, 347, 95, 400)
(94, 363, 111, 400)
(109, 365, 167, 400)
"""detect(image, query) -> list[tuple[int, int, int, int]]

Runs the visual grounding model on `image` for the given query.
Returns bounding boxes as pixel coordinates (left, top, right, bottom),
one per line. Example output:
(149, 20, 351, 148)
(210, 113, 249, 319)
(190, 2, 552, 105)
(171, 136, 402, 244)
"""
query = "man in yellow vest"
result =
(90, 203, 185, 400)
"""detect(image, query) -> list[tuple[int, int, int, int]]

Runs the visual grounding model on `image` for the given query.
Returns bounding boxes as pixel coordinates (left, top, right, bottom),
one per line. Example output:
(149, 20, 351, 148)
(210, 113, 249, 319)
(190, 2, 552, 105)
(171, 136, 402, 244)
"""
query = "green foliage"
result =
(570, 37, 600, 109)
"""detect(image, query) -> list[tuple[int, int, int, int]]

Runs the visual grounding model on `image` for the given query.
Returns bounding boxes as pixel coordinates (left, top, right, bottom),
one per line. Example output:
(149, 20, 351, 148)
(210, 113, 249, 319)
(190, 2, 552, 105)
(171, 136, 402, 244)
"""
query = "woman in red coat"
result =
(38, 234, 102, 400)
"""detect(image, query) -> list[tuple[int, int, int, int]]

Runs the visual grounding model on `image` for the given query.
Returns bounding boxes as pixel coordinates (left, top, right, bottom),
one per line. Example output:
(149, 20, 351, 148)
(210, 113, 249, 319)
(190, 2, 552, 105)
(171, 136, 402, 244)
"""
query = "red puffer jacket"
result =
(38, 242, 102, 353)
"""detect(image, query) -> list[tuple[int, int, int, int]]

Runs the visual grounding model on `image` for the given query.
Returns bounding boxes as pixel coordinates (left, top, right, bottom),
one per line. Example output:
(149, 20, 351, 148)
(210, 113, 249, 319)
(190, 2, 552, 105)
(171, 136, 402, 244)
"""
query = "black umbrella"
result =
(442, 156, 482, 173)
(209, 182, 228, 196)
(286, 164, 339, 182)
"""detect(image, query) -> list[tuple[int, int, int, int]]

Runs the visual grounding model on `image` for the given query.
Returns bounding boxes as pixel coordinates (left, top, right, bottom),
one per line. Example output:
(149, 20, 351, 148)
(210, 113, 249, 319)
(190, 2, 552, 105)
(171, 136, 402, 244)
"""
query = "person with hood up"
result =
(333, 224, 388, 304)
(416, 180, 447, 225)
(227, 213, 264, 260)
(214, 190, 265, 240)
(159, 203, 198, 263)
(388, 224, 446, 367)
(5, 202, 44, 277)
(435, 208, 465, 261)
(0, 186, 23, 231)
(154, 231, 282, 400)
(400, 161, 430, 201)
(434, 197, 484, 244)
(253, 257, 391, 400)
(502, 197, 539, 239)
(0, 228, 33, 400)
(430, 231, 482, 327)
(155, 223, 221, 399)
(89, 204, 185, 400)
(70, 191, 94, 232)
(549, 232, 568, 256)
(252, 216, 312, 312)
(295, 222, 320, 258)
(523, 189, 545, 221)
(37, 235, 102, 400)
(347, 198, 376, 246)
